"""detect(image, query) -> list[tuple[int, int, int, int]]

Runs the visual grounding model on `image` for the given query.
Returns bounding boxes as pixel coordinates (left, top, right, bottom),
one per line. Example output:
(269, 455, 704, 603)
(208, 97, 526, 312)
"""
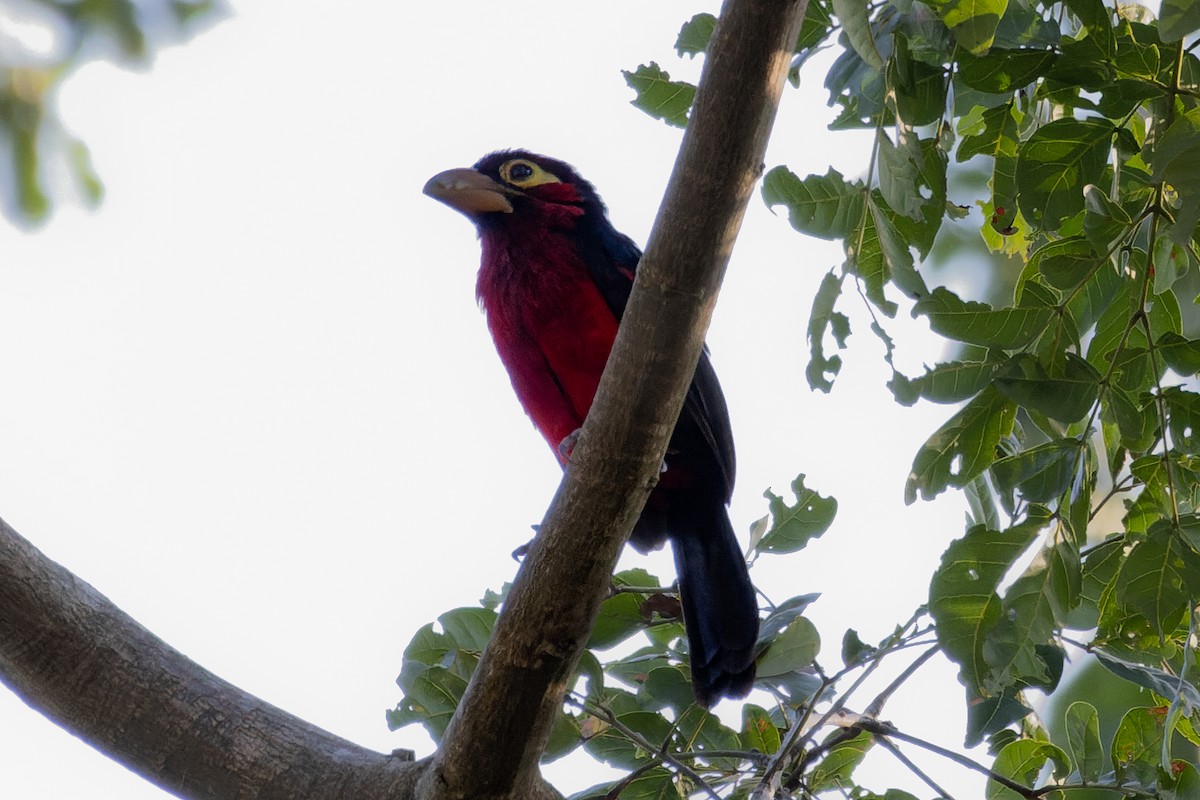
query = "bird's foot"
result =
(512, 525, 539, 561)
(557, 429, 582, 462)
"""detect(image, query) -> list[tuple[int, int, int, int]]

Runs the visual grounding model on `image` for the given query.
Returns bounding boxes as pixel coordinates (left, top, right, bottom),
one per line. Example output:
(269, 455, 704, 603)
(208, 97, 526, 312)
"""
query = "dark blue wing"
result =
(576, 219, 736, 503)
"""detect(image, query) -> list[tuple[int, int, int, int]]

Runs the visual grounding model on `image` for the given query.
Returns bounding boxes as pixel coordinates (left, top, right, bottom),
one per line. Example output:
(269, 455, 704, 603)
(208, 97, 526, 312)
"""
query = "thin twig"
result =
(567, 694, 725, 800)
(861, 721, 1037, 799)
(873, 735, 958, 800)
(864, 643, 941, 718)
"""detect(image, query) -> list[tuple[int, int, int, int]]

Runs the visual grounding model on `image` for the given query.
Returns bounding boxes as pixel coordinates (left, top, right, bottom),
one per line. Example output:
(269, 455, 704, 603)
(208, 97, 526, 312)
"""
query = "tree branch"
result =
(422, 1, 810, 798)
(0, 517, 453, 800)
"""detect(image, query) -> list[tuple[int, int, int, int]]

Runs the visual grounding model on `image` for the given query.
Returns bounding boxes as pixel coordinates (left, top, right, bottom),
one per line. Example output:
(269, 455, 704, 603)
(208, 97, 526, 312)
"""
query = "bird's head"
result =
(423, 150, 607, 230)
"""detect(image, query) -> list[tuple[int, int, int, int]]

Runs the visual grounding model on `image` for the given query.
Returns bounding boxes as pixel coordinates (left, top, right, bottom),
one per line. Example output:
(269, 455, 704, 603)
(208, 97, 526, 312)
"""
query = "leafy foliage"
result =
(397, 1, 1200, 797)
(0, 0, 222, 225)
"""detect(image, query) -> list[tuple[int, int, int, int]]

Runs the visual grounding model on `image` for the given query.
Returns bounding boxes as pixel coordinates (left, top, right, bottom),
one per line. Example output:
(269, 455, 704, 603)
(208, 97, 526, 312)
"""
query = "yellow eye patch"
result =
(499, 158, 561, 188)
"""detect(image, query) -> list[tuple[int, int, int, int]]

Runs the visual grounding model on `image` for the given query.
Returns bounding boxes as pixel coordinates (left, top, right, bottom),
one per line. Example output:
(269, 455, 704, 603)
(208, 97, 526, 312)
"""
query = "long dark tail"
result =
(671, 502, 758, 706)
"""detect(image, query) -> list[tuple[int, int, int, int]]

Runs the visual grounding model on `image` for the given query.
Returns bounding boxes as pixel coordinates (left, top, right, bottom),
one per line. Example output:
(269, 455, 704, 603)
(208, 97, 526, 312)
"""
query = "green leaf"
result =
(805, 270, 850, 393)
(1065, 701, 1104, 783)
(675, 13, 716, 57)
(877, 130, 924, 220)
(1111, 707, 1164, 787)
(906, 386, 1016, 503)
(831, 0, 883, 70)
(1082, 184, 1134, 252)
(622, 63, 695, 128)
(1157, 333, 1200, 375)
(901, 359, 1005, 405)
(437, 607, 498, 651)
(926, 0, 1009, 54)
(638, 666, 694, 714)
(588, 591, 646, 649)
(987, 739, 1070, 800)
(993, 353, 1101, 423)
(986, 542, 1079, 689)
(929, 520, 1040, 693)
(1093, 650, 1200, 710)
(958, 101, 1020, 162)
(740, 704, 782, 754)
(567, 767, 677, 800)
(1030, 236, 1102, 291)
(914, 287, 1053, 349)
(1117, 526, 1200, 637)
(543, 711, 582, 762)
(582, 711, 673, 768)
(809, 731, 873, 792)
(757, 474, 838, 554)
(991, 439, 1082, 503)
(1016, 118, 1115, 230)
(957, 47, 1056, 93)
(1162, 387, 1200, 454)
(757, 616, 820, 677)
(762, 166, 866, 240)
(967, 690, 1032, 747)
(1160, 0, 1200, 42)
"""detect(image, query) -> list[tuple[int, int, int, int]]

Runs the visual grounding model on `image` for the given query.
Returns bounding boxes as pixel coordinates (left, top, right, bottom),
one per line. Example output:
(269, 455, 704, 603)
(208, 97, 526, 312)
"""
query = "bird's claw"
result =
(558, 429, 582, 462)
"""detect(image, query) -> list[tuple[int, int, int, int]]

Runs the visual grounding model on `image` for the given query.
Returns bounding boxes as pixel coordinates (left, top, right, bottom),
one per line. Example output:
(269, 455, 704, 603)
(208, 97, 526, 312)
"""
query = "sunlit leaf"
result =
(1016, 119, 1115, 230)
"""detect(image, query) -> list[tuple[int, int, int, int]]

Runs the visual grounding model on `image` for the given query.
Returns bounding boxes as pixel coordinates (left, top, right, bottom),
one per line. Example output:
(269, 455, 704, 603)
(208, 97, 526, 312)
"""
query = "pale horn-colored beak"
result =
(423, 168, 516, 215)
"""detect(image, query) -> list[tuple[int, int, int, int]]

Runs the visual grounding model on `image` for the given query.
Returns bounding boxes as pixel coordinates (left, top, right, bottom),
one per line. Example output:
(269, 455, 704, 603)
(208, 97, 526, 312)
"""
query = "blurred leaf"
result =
(1094, 650, 1200, 710)
(1065, 701, 1103, 783)
(831, 0, 883, 70)
(925, 0, 1009, 54)
(958, 47, 1056, 93)
(1160, 0, 1200, 42)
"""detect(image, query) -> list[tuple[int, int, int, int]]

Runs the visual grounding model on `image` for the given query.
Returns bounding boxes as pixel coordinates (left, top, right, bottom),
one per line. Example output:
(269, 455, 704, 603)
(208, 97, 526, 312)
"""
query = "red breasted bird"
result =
(424, 150, 758, 706)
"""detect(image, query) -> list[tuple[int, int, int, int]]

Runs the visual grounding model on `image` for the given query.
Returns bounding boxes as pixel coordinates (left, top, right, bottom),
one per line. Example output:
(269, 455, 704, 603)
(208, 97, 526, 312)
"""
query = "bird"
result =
(423, 150, 758, 706)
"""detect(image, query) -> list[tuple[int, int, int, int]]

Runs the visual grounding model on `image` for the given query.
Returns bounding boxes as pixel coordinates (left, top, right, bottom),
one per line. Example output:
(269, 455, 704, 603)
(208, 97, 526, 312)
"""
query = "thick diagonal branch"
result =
(422, 2, 811, 799)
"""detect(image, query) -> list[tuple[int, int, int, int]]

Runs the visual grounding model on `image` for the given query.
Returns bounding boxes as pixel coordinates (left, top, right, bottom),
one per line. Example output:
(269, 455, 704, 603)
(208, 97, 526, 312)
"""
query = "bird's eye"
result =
(508, 162, 535, 182)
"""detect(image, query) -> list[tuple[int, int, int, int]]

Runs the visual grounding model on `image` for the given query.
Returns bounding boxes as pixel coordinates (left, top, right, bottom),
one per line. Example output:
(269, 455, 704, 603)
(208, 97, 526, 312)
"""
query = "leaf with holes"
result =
(622, 63, 695, 128)
(1016, 119, 1115, 230)
(757, 474, 837, 555)
(762, 166, 866, 240)
(929, 520, 1040, 694)
(906, 386, 1016, 503)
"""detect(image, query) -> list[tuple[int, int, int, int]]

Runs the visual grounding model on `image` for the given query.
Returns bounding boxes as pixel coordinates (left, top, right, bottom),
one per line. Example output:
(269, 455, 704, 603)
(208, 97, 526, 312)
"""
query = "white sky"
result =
(0, 2, 988, 797)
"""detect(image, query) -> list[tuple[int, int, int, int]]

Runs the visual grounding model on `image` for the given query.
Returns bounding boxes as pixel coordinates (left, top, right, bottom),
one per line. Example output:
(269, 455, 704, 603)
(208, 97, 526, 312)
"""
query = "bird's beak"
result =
(423, 168, 516, 215)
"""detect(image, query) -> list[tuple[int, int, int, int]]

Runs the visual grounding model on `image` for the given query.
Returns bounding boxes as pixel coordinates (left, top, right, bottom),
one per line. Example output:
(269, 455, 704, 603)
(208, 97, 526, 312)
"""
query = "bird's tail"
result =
(671, 504, 759, 706)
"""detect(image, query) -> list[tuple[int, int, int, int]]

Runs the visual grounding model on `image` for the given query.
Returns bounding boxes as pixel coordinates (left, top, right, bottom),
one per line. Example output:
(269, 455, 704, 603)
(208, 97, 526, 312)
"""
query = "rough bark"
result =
(0, 0, 808, 797)
(421, 1, 810, 798)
